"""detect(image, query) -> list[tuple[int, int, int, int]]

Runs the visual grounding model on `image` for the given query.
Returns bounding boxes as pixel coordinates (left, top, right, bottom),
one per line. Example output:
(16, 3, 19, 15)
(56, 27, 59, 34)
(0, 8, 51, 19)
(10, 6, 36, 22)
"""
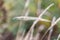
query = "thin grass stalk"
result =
(57, 34, 60, 40)
(41, 17, 56, 40)
(48, 28, 53, 40)
(15, 0, 30, 40)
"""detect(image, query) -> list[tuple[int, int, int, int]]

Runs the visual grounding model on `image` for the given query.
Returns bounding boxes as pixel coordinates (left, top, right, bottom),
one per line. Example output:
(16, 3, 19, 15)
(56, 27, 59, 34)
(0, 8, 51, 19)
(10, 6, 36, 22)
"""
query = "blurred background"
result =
(0, 0, 60, 40)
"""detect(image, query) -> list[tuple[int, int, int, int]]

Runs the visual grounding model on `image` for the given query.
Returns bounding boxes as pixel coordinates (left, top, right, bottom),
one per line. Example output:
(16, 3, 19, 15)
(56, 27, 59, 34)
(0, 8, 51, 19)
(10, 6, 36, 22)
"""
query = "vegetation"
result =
(0, 0, 60, 40)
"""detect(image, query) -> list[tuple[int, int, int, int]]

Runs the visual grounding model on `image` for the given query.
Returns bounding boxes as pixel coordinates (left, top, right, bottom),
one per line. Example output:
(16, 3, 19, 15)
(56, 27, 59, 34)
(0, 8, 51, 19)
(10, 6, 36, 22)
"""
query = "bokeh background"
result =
(0, 0, 60, 40)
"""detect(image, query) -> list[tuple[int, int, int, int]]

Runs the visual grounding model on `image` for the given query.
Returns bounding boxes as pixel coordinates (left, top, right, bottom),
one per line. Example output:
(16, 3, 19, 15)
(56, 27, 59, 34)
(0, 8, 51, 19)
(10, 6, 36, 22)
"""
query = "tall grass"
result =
(14, 0, 60, 40)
